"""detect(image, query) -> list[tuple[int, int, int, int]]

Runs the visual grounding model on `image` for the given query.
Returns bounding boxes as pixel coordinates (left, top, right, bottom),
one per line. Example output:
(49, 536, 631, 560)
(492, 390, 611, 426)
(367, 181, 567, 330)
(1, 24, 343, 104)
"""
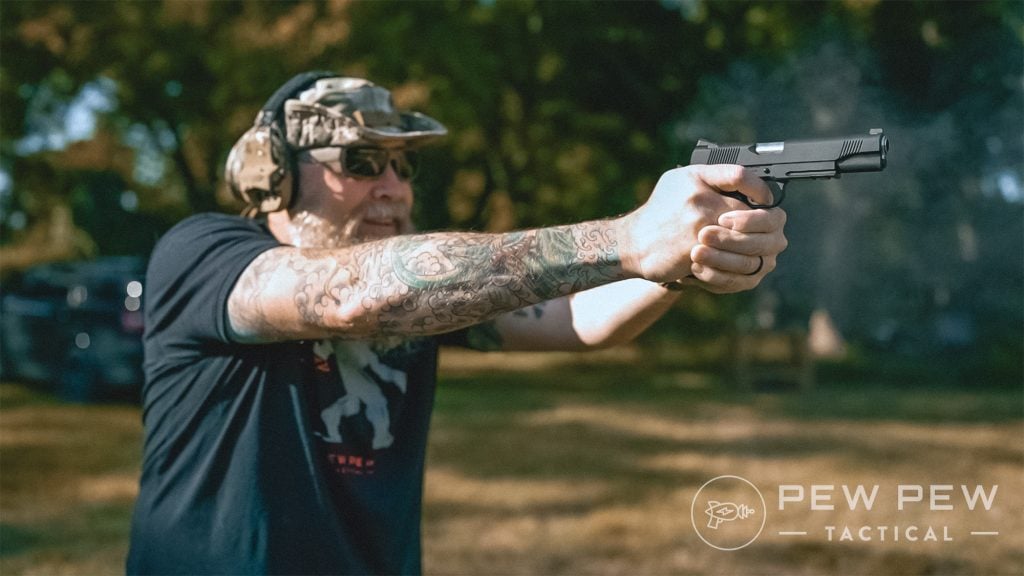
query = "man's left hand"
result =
(683, 207, 788, 294)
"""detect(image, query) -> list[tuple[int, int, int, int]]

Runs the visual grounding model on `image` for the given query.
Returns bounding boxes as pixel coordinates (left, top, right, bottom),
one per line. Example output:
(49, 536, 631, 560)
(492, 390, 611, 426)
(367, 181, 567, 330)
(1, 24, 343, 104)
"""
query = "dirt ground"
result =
(1, 348, 1021, 575)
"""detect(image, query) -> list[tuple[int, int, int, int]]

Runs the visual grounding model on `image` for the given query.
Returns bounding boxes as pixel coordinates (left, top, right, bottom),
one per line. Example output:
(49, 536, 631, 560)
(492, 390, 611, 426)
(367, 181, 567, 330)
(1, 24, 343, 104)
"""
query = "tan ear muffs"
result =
(225, 71, 335, 217)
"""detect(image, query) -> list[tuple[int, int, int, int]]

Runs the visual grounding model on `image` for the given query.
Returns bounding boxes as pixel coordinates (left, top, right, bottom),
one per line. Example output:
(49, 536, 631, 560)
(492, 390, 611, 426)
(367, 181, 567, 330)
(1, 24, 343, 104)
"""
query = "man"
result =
(127, 73, 787, 575)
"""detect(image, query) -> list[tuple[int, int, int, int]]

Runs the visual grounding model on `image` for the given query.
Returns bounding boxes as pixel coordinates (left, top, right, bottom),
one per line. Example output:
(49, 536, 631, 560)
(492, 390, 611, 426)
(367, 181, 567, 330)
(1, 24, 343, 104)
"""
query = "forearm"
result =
(461, 279, 679, 352)
(568, 279, 680, 348)
(228, 219, 633, 342)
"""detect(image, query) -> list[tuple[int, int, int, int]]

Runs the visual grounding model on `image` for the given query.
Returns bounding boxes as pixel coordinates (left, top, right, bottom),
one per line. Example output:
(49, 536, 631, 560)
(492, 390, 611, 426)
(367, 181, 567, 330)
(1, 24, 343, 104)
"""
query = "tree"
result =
(677, 0, 1022, 366)
(3, 0, 1020, 374)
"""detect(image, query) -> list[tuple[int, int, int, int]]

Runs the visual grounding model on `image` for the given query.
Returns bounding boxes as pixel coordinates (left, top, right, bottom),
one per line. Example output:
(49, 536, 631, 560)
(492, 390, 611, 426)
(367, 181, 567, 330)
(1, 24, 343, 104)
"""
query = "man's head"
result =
(290, 144, 416, 243)
(225, 74, 446, 243)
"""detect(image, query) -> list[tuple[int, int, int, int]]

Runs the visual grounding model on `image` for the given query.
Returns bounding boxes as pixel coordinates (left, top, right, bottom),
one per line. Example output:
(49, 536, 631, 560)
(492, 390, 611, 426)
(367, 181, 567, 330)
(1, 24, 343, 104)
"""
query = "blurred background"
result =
(1, 1, 1021, 575)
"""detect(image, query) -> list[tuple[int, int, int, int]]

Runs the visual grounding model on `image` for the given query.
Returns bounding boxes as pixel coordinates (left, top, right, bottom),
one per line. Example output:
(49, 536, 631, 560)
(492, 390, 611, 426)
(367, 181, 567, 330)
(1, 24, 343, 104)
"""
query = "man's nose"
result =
(370, 163, 412, 202)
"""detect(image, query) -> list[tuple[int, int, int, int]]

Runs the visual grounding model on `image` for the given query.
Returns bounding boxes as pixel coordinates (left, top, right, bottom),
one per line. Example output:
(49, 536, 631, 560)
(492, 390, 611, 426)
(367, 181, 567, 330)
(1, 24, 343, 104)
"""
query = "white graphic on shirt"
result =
(313, 340, 409, 449)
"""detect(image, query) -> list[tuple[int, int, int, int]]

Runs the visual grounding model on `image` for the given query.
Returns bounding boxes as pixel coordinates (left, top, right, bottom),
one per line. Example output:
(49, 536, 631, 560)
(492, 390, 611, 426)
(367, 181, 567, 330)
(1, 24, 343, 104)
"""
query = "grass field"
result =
(1, 347, 1022, 575)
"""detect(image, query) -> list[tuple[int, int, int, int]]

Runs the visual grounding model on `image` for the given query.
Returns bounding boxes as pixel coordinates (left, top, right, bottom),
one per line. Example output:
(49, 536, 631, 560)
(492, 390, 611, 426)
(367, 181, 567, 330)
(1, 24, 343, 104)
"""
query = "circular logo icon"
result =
(691, 475, 766, 551)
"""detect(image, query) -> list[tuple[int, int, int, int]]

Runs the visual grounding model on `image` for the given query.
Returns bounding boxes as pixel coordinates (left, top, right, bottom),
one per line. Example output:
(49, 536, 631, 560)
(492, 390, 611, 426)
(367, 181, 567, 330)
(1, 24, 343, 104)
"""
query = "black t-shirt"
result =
(127, 213, 439, 575)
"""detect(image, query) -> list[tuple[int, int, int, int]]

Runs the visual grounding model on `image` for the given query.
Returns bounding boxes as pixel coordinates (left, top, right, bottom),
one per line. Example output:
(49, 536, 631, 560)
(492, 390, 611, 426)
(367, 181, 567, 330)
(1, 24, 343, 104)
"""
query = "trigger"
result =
(764, 181, 786, 208)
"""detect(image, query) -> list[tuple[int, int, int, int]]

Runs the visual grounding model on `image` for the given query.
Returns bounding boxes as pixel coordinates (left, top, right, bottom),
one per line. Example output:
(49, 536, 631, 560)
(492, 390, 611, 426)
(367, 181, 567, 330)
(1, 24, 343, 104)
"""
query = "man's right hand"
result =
(618, 164, 786, 291)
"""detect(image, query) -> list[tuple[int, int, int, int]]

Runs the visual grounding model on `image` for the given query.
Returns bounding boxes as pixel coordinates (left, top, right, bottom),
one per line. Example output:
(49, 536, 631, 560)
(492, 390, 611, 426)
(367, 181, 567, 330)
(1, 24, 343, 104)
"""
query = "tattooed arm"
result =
(227, 220, 633, 343)
(453, 164, 791, 352)
(460, 279, 681, 352)
(227, 164, 788, 343)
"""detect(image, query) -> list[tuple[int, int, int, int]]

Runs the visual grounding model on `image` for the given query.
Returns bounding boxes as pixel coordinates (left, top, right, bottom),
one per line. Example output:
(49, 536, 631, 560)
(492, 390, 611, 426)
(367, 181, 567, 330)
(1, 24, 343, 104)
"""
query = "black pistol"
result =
(689, 129, 889, 209)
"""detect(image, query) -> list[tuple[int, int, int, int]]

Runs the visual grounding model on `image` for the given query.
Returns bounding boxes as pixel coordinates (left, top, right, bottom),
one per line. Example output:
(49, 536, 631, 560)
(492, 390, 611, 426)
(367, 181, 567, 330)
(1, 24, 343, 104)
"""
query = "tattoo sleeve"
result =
(228, 220, 629, 342)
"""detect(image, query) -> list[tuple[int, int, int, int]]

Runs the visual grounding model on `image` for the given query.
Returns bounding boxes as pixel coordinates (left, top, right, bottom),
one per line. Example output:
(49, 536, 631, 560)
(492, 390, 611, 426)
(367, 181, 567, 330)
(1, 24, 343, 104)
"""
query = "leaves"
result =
(1, 0, 1020, 357)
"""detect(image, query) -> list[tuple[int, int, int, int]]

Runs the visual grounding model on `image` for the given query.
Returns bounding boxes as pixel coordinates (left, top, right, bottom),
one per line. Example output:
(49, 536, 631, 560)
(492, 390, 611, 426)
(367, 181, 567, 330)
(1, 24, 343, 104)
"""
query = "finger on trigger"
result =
(689, 164, 774, 207)
(727, 167, 773, 207)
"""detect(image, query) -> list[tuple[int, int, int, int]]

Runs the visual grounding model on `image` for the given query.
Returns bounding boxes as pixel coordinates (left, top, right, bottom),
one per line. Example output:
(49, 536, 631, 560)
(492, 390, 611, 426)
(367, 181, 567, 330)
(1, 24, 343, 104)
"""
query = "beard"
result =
(346, 201, 416, 243)
(287, 202, 414, 249)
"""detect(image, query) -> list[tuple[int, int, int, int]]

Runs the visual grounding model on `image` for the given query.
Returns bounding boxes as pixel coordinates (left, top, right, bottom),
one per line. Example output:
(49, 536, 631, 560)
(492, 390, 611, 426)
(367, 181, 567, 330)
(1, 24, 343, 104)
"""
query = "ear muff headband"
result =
(226, 70, 336, 217)
(256, 70, 335, 126)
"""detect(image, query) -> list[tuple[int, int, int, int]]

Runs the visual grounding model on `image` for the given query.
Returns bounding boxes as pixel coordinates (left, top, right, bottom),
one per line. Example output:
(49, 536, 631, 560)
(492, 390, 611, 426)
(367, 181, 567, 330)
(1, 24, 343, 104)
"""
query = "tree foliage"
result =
(2, 0, 1021, 366)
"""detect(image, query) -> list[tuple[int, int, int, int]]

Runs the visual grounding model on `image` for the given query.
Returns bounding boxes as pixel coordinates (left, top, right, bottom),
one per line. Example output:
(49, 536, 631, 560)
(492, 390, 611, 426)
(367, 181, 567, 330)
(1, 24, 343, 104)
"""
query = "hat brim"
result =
(358, 111, 448, 148)
(285, 101, 447, 150)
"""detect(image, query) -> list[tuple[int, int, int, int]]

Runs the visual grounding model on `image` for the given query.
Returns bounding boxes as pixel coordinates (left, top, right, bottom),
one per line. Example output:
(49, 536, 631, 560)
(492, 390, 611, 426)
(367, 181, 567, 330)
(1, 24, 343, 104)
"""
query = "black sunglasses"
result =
(307, 147, 418, 181)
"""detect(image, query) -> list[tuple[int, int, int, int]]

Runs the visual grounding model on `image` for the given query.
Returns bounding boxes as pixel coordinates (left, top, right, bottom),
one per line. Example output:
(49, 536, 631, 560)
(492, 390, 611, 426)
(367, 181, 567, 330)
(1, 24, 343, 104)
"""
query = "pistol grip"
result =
(722, 181, 786, 209)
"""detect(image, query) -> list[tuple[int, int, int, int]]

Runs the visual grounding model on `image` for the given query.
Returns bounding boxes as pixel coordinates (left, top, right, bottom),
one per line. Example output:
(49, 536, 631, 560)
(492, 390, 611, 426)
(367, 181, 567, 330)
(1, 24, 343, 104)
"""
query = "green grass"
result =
(0, 384, 142, 575)
(1, 348, 1022, 575)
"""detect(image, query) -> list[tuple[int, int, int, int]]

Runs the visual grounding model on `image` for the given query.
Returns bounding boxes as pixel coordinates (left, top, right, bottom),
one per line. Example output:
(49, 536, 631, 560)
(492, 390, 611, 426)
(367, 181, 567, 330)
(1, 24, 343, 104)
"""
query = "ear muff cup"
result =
(225, 70, 335, 216)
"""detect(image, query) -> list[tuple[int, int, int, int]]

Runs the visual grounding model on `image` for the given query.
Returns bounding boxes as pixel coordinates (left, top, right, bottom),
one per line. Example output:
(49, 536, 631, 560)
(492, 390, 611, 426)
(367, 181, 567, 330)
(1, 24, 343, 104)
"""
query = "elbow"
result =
(325, 293, 385, 338)
(575, 328, 636, 351)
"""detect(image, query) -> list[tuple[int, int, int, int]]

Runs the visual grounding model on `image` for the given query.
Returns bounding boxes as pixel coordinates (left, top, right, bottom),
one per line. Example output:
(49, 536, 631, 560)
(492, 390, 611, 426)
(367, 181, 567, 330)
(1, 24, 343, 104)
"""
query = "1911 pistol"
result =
(689, 129, 889, 209)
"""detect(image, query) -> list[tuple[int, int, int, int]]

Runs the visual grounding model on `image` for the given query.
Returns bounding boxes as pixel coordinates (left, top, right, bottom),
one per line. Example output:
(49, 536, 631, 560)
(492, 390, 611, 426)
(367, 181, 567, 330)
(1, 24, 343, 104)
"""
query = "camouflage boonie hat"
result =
(284, 78, 447, 150)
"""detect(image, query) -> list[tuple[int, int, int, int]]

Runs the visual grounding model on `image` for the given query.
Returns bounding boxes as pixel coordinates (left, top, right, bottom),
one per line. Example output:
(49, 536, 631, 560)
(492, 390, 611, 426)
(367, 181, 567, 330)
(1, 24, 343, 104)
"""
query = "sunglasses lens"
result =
(344, 148, 390, 178)
(342, 148, 417, 181)
(392, 151, 418, 181)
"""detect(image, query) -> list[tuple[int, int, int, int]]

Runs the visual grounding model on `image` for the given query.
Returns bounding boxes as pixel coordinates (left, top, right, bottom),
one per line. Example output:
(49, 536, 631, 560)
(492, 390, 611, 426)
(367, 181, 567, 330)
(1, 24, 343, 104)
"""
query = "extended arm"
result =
(466, 280, 678, 351)
(228, 165, 783, 344)
(228, 220, 631, 343)
(462, 196, 788, 351)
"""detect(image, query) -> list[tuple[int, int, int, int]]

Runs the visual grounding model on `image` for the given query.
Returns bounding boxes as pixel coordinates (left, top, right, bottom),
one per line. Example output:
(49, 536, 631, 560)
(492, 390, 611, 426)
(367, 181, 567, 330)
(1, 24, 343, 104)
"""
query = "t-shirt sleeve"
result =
(144, 213, 282, 345)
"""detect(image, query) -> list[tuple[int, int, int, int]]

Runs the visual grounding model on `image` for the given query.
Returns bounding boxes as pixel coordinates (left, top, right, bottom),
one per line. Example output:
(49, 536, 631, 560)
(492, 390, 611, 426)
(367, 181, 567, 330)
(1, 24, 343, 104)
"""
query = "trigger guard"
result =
(723, 182, 786, 209)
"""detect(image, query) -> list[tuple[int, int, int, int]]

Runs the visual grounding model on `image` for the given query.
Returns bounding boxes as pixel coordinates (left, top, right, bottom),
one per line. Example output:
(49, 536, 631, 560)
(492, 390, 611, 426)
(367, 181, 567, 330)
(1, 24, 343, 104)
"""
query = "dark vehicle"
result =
(0, 256, 146, 401)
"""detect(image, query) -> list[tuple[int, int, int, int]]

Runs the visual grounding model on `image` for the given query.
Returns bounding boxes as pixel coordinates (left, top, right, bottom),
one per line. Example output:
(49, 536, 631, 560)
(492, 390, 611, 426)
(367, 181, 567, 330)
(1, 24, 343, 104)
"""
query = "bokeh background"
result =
(1, 1, 1022, 575)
